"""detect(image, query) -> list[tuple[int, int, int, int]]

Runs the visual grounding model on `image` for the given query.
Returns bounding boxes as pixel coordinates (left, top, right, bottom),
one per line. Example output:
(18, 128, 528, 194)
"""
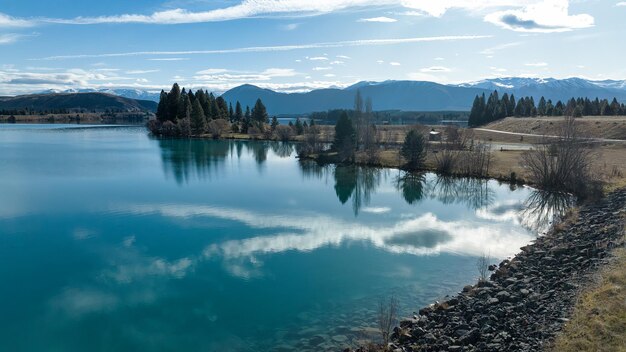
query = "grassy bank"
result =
(552, 246, 626, 352)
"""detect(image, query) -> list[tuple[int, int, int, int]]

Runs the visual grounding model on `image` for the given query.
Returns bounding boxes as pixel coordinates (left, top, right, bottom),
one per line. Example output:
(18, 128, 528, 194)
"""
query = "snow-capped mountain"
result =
(30, 77, 626, 114)
(457, 77, 626, 102)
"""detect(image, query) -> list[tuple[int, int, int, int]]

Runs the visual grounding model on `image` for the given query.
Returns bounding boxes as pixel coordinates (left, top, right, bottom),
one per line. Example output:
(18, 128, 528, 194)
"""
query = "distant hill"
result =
(221, 81, 492, 115)
(39, 88, 162, 102)
(0, 92, 157, 112)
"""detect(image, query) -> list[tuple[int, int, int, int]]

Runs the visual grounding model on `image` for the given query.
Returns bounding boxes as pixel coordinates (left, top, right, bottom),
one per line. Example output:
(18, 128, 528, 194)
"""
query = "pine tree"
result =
(333, 112, 355, 152)
(271, 116, 279, 131)
(508, 94, 516, 116)
(610, 98, 620, 115)
(401, 129, 427, 169)
(241, 106, 251, 133)
(235, 101, 243, 122)
(251, 99, 269, 124)
(538, 97, 547, 116)
(191, 99, 206, 134)
(178, 91, 191, 121)
(216, 96, 229, 119)
(156, 90, 168, 122)
(468, 95, 481, 127)
(295, 118, 304, 135)
(167, 83, 181, 121)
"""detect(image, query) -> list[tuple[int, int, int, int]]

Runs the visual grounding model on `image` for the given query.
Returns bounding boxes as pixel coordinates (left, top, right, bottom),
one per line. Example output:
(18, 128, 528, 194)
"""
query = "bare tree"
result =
(445, 125, 473, 150)
(459, 141, 493, 177)
(274, 125, 293, 142)
(434, 148, 458, 174)
(377, 294, 399, 347)
(364, 125, 380, 163)
(521, 116, 598, 198)
(207, 119, 231, 139)
(296, 125, 324, 157)
(476, 252, 491, 281)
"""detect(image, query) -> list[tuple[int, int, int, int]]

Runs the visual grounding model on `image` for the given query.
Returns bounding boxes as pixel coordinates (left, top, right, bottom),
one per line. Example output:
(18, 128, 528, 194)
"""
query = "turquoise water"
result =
(0, 124, 538, 351)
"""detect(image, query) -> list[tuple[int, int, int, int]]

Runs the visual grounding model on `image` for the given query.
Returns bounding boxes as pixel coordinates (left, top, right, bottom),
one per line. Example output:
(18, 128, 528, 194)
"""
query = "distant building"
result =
(429, 130, 442, 141)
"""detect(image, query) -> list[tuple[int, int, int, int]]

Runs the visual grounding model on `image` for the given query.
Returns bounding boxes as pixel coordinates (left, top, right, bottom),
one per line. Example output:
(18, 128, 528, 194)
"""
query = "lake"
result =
(0, 124, 548, 351)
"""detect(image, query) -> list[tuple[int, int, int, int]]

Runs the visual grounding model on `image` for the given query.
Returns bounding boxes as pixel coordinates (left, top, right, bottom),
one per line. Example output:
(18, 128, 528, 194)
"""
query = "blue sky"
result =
(0, 0, 625, 95)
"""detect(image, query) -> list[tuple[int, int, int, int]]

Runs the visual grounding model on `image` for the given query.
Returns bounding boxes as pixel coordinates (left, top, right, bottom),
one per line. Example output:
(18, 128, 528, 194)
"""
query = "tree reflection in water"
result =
(333, 166, 384, 216)
(428, 176, 495, 210)
(395, 172, 426, 205)
(157, 139, 294, 184)
(520, 190, 575, 234)
(158, 138, 231, 184)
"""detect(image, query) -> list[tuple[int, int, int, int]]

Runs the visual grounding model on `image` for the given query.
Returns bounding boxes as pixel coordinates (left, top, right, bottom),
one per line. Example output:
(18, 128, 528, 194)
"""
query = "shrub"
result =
(207, 119, 231, 139)
(274, 125, 293, 142)
(521, 116, 599, 198)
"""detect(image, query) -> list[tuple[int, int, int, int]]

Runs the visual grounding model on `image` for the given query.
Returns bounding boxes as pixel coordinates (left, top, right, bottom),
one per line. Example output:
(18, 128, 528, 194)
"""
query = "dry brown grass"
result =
(552, 246, 626, 352)
(484, 116, 626, 140)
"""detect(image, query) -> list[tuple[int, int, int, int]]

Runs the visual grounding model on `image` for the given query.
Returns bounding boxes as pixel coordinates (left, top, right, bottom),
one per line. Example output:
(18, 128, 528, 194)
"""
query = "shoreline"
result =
(363, 188, 625, 352)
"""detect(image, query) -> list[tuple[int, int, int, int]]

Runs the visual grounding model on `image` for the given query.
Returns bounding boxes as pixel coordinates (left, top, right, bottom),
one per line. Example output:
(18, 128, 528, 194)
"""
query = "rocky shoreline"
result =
(378, 188, 626, 352)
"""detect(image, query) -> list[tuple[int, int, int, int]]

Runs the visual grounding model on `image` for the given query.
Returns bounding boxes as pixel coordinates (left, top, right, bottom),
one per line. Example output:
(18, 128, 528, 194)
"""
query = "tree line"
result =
(0, 108, 130, 115)
(151, 83, 271, 136)
(469, 91, 626, 126)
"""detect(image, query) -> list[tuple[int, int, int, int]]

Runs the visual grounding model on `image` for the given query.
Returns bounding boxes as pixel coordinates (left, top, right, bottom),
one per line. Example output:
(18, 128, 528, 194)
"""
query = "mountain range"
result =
(33, 77, 626, 115)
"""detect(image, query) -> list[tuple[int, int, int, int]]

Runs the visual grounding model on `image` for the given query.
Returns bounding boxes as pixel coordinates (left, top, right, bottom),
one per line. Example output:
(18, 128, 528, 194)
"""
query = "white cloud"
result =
(261, 68, 297, 77)
(280, 23, 299, 30)
(484, 0, 594, 33)
(193, 68, 297, 82)
(324, 73, 336, 77)
(196, 68, 229, 74)
(362, 207, 391, 214)
(330, 60, 345, 65)
(1, 1, 595, 34)
(308, 56, 328, 61)
(147, 57, 189, 61)
(615, 1, 626, 6)
(376, 60, 384, 64)
(123, 202, 533, 261)
(37, 35, 490, 60)
(0, 12, 33, 27)
(524, 62, 548, 67)
(389, 62, 401, 66)
(50, 288, 118, 317)
(125, 69, 160, 74)
(396, 10, 426, 17)
(420, 66, 451, 72)
(312, 66, 332, 71)
(0, 33, 31, 45)
(480, 41, 521, 55)
(336, 55, 351, 59)
(358, 16, 397, 23)
(434, 57, 445, 61)
(123, 235, 136, 247)
(34, 1, 536, 25)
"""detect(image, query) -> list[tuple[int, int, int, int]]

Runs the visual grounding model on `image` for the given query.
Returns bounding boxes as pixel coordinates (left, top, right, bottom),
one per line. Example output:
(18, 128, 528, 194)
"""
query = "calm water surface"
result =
(0, 124, 545, 351)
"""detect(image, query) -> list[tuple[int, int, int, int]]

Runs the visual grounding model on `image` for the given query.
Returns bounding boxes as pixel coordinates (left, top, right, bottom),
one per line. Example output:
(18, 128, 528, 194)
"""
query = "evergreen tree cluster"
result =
(153, 83, 270, 136)
(469, 91, 626, 126)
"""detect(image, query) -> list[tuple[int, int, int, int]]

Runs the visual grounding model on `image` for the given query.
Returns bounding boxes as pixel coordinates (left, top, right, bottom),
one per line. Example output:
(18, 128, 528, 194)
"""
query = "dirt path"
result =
(475, 128, 626, 143)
